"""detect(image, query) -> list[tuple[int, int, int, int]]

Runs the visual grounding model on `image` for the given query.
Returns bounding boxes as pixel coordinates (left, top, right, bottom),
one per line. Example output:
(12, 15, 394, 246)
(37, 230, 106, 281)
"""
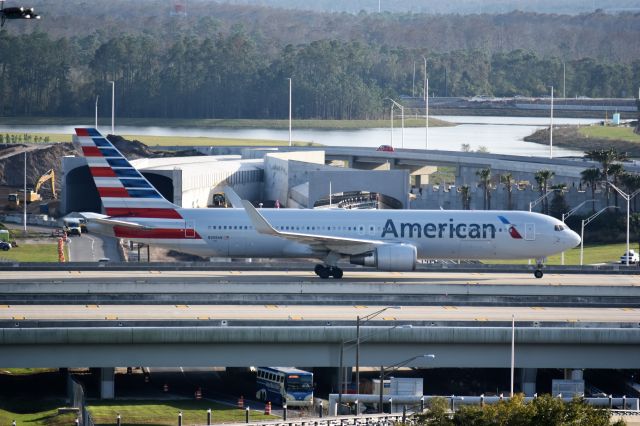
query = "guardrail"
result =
(0, 261, 638, 275)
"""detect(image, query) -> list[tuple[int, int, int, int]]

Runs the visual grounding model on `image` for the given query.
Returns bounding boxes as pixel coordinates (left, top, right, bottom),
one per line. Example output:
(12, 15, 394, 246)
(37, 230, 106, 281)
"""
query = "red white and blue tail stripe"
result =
(75, 128, 182, 219)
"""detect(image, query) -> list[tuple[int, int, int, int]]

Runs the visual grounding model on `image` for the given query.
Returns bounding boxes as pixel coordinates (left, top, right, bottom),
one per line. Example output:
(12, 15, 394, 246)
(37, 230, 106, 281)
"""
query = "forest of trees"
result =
(0, 29, 638, 120)
(0, 2, 638, 120)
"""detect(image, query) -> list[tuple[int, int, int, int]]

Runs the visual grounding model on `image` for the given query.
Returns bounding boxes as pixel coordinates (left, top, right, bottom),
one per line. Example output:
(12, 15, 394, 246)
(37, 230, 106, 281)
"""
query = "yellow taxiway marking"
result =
(354, 305, 368, 309)
(175, 305, 189, 309)
(382, 316, 396, 321)
(443, 306, 458, 310)
(530, 307, 545, 310)
(475, 318, 488, 322)
(0, 305, 9, 309)
(12, 316, 25, 320)
(197, 317, 211, 320)
(288, 315, 303, 320)
(104, 315, 119, 320)
(265, 305, 279, 309)
(621, 308, 635, 311)
(85, 305, 100, 309)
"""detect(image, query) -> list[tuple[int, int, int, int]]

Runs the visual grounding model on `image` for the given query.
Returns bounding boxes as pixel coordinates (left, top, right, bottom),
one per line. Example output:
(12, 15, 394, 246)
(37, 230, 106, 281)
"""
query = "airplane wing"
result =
(241, 200, 382, 255)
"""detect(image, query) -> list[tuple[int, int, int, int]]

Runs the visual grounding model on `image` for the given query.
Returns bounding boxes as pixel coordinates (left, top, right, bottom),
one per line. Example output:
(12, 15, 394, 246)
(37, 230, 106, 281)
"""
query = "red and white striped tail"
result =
(75, 128, 182, 219)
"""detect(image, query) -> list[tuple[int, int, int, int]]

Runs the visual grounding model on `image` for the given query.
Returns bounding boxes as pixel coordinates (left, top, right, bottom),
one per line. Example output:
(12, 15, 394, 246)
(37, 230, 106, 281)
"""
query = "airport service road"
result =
(66, 234, 120, 262)
(1, 304, 639, 323)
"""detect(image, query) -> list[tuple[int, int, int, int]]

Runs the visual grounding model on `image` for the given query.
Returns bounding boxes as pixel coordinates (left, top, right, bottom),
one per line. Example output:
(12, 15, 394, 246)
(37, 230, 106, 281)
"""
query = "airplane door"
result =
(185, 221, 196, 238)
(525, 223, 535, 241)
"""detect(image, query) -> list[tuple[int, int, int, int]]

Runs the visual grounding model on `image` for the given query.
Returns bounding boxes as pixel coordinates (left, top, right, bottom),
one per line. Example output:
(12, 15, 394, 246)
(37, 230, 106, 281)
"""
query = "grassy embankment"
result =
(524, 124, 640, 156)
(87, 401, 274, 426)
(0, 117, 452, 146)
(0, 401, 76, 426)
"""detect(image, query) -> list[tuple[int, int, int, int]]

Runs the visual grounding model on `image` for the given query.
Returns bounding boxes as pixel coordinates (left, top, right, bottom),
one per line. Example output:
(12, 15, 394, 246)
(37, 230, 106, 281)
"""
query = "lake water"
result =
(0, 115, 600, 157)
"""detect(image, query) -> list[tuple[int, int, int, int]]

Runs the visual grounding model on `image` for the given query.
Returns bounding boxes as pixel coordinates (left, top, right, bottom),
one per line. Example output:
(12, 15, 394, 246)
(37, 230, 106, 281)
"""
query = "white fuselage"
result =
(91, 208, 581, 261)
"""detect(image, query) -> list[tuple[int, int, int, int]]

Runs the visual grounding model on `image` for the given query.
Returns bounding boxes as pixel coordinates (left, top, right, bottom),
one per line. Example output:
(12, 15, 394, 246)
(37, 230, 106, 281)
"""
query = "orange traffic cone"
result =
(238, 395, 244, 409)
(264, 401, 271, 415)
(195, 387, 202, 400)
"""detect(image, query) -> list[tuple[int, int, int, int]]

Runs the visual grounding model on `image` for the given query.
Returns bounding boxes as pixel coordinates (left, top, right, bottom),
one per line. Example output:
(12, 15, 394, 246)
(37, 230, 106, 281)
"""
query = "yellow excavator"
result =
(7, 169, 56, 209)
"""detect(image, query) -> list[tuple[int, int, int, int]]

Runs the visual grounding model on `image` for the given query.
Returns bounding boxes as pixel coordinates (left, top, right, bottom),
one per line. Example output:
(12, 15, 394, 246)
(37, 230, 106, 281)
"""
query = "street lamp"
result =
(337, 318, 404, 410)
(550, 85, 554, 160)
(387, 98, 405, 148)
(379, 354, 435, 413)
(423, 56, 429, 150)
(560, 199, 595, 265)
(529, 189, 560, 212)
(95, 95, 99, 129)
(108, 81, 115, 134)
(287, 77, 292, 147)
(355, 307, 400, 397)
(607, 182, 640, 266)
(580, 206, 619, 266)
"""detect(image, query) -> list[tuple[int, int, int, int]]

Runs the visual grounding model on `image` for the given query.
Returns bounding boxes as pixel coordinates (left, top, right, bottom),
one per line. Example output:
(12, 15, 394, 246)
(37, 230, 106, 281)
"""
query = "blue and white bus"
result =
(255, 367, 314, 407)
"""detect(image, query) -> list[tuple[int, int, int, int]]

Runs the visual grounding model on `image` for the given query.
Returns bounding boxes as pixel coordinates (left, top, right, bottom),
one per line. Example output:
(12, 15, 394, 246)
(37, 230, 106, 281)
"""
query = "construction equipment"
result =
(34, 169, 56, 199)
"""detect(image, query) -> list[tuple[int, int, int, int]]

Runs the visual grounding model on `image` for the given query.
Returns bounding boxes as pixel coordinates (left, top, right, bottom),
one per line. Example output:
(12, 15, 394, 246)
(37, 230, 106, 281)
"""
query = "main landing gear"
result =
(314, 264, 343, 279)
(534, 258, 545, 279)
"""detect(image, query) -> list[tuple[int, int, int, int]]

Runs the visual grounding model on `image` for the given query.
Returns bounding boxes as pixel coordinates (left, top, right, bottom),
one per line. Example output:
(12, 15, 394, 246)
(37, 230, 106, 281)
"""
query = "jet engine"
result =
(350, 244, 417, 272)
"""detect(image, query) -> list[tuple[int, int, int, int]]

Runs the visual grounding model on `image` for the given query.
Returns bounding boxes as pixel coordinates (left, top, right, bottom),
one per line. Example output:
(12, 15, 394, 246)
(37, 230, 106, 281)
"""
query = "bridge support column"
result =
(519, 368, 537, 396)
(100, 367, 115, 399)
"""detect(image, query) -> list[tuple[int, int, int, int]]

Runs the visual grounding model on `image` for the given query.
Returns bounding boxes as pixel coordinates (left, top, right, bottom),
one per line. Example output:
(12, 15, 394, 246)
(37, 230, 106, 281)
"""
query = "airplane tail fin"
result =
(74, 128, 182, 219)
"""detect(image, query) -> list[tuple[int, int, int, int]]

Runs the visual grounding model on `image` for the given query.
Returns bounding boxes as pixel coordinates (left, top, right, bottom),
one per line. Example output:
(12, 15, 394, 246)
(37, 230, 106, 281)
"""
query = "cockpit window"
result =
(554, 224, 565, 231)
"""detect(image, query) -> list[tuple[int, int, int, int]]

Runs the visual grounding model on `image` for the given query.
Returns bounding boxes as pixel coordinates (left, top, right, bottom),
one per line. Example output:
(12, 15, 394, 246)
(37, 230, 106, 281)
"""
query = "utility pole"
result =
(23, 151, 27, 235)
(550, 86, 554, 159)
(288, 78, 292, 147)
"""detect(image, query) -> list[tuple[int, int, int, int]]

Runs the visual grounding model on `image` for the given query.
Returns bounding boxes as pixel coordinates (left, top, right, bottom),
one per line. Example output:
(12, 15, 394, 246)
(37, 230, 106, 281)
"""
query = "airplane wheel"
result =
(318, 267, 330, 279)
(534, 269, 543, 279)
(331, 267, 343, 279)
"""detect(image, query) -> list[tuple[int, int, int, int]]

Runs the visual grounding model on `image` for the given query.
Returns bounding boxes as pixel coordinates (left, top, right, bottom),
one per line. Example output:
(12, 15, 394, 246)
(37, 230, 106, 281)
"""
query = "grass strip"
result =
(88, 400, 275, 426)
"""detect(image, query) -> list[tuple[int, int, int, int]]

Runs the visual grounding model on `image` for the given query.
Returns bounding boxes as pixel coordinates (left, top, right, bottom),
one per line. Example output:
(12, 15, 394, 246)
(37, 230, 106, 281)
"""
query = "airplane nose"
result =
(568, 230, 581, 248)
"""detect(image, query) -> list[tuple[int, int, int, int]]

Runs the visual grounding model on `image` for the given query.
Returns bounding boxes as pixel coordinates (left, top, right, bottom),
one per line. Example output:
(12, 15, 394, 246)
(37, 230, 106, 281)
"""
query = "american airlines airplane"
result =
(74, 128, 581, 279)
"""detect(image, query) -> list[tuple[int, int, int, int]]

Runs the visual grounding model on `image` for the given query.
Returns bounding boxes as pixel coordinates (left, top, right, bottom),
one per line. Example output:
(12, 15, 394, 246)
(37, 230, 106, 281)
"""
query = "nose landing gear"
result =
(314, 264, 343, 279)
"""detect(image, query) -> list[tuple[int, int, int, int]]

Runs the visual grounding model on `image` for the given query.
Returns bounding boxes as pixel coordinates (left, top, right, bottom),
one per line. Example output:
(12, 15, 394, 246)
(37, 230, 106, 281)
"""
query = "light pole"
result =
(560, 199, 595, 265)
(95, 95, 99, 129)
(510, 314, 515, 397)
(388, 98, 404, 148)
(608, 182, 640, 266)
(108, 80, 115, 134)
(529, 189, 560, 212)
(337, 319, 404, 411)
(379, 354, 435, 413)
(23, 151, 27, 235)
(562, 61, 566, 99)
(580, 206, 619, 266)
(355, 307, 400, 397)
(287, 77, 292, 147)
(549, 85, 554, 159)
(423, 56, 428, 150)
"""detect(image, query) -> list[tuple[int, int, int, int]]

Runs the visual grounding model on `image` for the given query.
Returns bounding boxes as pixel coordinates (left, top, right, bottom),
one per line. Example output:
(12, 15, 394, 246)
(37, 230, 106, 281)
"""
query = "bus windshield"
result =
(285, 374, 313, 391)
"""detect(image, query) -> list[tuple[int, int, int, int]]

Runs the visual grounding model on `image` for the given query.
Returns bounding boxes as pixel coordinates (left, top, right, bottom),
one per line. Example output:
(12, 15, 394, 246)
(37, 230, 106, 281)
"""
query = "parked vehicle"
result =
(0, 241, 12, 251)
(620, 250, 639, 264)
(376, 145, 395, 152)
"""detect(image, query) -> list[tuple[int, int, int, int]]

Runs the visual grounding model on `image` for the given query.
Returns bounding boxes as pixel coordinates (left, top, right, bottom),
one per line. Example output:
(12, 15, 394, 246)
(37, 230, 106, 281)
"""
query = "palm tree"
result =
(620, 172, 640, 213)
(459, 185, 471, 210)
(584, 148, 629, 203)
(580, 168, 601, 213)
(534, 169, 555, 214)
(608, 163, 625, 207)
(476, 168, 491, 210)
(500, 172, 514, 210)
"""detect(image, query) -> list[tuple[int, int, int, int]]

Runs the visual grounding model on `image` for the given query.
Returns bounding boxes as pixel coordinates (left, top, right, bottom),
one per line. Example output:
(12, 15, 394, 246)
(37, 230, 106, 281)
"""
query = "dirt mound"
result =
(0, 137, 204, 191)
(107, 135, 204, 159)
(0, 143, 78, 192)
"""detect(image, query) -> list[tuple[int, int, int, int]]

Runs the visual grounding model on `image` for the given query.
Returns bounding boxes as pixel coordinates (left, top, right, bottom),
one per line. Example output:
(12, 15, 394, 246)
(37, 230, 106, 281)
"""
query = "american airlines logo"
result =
(381, 218, 498, 240)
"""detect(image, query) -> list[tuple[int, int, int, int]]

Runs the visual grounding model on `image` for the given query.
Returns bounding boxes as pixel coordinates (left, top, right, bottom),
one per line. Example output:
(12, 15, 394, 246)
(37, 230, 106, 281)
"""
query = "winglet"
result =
(223, 186, 243, 208)
(241, 200, 279, 236)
